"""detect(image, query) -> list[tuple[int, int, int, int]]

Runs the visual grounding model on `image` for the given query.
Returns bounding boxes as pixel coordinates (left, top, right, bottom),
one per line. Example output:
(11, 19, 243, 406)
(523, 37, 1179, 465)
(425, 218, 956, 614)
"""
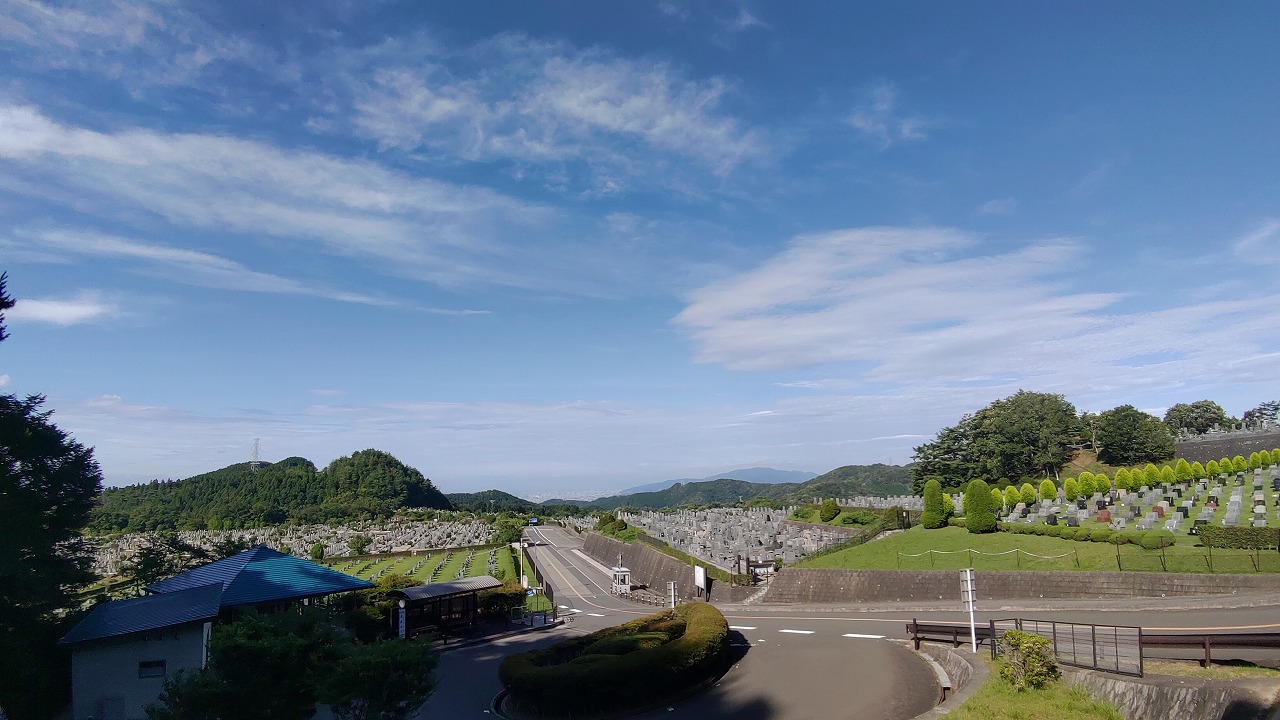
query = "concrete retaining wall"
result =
(761, 568, 1280, 604)
(580, 533, 758, 602)
(1063, 668, 1279, 720)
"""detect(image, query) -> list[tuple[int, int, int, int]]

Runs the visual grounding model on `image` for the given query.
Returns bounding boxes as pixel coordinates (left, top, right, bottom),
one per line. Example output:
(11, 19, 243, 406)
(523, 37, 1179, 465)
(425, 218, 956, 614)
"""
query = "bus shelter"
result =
(389, 575, 502, 639)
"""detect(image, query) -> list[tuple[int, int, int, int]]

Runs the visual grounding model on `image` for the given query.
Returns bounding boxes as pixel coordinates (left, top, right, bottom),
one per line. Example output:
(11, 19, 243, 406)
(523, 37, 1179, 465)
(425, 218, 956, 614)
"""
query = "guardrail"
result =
(1143, 632, 1280, 667)
(907, 618, 1280, 677)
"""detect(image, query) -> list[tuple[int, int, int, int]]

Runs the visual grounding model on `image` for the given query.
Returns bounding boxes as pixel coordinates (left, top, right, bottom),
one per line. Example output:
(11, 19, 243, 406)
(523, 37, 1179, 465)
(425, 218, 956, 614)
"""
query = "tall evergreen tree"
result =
(0, 274, 105, 719)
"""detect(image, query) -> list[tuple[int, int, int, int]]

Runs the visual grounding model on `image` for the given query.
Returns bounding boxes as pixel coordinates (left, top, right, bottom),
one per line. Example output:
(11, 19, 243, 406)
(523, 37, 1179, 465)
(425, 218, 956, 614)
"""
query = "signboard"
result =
(694, 565, 707, 591)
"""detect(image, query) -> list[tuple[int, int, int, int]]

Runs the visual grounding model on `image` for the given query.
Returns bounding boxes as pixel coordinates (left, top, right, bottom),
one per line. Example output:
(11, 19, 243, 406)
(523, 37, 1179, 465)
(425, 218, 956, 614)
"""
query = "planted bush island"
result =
(499, 602, 729, 718)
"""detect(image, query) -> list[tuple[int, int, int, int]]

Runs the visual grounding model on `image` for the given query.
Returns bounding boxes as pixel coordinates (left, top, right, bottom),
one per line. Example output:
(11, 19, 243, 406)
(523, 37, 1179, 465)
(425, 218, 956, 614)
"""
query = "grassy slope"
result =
(797, 526, 1280, 573)
(949, 671, 1122, 720)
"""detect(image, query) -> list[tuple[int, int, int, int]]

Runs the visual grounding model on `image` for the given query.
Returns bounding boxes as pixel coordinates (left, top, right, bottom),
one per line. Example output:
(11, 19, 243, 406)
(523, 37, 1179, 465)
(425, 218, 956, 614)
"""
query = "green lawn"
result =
(798, 526, 1280, 573)
(947, 667, 1122, 720)
(325, 544, 518, 584)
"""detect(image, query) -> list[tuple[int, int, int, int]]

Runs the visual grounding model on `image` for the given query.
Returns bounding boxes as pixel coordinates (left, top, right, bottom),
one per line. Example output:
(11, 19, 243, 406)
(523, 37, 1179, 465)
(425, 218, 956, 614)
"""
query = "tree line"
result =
(911, 391, 1278, 493)
(90, 450, 452, 534)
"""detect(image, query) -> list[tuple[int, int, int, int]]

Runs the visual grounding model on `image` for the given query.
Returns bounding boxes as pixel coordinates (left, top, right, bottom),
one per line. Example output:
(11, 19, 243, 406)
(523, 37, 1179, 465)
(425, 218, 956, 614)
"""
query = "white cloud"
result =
(344, 35, 763, 182)
(849, 83, 929, 149)
(0, 374, 9, 387)
(1233, 220, 1280, 264)
(0, 104, 568, 291)
(27, 229, 392, 305)
(8, 291, 116, 325)
(979, 197, 1017, 215)
(725, 9, 769, 32)
(676, 226, 1280, 403)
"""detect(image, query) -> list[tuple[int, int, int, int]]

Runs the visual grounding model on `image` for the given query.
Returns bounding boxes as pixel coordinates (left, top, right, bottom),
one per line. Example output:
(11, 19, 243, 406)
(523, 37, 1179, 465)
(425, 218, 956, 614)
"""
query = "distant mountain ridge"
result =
(548, 464, 912, 510)
(617, 467, 818, 496)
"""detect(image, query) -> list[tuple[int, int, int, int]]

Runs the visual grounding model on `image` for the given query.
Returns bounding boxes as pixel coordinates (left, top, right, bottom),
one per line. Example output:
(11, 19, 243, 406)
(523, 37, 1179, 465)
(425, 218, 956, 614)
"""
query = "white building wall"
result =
(70, 622, 207, 720)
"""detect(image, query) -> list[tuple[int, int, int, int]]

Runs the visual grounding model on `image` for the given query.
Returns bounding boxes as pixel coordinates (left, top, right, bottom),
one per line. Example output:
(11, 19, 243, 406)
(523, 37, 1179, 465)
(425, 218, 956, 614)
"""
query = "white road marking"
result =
(728, 626, 757, 630)
(558, 605, 569, 609)
(778, 629, 814, 635)
(586, 613, 606, 617)
(842, 633, 885, 639)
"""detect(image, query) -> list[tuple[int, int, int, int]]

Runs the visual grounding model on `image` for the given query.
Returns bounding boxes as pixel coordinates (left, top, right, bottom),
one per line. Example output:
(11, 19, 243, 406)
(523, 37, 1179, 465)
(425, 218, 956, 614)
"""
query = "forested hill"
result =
(553, 464, 912, 510)
(89, 449, 451, 533)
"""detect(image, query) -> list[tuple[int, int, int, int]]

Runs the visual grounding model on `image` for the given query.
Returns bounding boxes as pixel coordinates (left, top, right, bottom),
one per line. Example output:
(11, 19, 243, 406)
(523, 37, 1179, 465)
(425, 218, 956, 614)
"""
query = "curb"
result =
(434, 619, 566, 654)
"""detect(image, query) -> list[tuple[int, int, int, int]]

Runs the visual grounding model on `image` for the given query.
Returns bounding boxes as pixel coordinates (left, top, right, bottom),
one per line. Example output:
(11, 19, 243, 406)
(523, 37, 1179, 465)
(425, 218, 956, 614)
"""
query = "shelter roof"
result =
(60, 583, 222, 645)
(391, 575, 502, 602)
(147, 545, 373, 607)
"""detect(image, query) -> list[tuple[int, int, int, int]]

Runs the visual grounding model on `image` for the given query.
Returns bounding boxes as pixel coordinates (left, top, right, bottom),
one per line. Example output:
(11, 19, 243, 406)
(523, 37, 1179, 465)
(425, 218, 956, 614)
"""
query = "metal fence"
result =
(522, 544, 556, 612)
(991, 618, 1143, 677)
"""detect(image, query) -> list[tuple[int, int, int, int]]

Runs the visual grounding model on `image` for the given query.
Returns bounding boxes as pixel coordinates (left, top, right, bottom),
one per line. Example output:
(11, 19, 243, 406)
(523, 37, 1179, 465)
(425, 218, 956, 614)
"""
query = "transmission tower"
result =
(250, 438, 261, 473)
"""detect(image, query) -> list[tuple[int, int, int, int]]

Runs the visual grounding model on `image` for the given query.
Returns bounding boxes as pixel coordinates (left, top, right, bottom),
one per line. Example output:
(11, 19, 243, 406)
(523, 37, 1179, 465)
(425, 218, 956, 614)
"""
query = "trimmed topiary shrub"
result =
(948, 517, 967, 528)
(965, 479, 998, 534)
(819, 498, 839, 523)
(921, 478, 946, 529)
(1089, 528, 1112, 543)
(1057, 527, 1075, 540)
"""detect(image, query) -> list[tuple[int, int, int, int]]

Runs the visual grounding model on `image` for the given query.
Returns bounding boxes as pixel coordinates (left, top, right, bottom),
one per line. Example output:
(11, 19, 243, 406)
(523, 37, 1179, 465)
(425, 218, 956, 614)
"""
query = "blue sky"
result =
(3, 1, 1279, 497)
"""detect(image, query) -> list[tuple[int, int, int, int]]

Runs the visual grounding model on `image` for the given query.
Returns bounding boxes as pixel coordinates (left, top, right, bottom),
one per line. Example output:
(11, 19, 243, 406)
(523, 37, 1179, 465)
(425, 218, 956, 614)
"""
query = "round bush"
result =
(1058, 528, 1076, 540)
(500, 603, 729, 717)
(1108, 532, 1127, 545)
(1089, 528, 1112, 543)
(1074, 529, 1092, 542)
(1042, 525, 1057, 537)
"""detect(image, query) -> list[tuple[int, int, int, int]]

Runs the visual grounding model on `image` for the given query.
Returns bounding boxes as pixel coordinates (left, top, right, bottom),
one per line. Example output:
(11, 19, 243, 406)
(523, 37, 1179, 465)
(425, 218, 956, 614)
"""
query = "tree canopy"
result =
(1097, 406, 1174, 465)
(0, 274, 105, 719)
(911, 391, 1078, 490)
(90, 450, 451, 533)
(1163, 400, 1231, 435)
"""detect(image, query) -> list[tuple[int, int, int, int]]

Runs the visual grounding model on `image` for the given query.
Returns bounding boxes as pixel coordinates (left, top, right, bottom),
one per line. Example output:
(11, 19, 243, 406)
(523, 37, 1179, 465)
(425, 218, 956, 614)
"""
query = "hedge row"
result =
(997, 523, 1176, 548)
(499, 602, 729, 717)
(1199, 525, 1280, 550)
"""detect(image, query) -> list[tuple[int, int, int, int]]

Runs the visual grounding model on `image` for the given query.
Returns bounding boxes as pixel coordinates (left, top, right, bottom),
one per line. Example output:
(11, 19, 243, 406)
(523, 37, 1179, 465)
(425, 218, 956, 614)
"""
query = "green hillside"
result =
(445, 489, 537, 513)
(561, 464, 912, 510)
(90, 449, 451, 533)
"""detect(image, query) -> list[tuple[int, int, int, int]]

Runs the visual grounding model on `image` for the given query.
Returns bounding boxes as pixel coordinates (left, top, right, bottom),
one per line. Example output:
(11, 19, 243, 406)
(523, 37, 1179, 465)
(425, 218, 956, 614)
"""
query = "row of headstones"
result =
(827, 495, 924, 511)
(620, 507, 847, 569)
(429, 552, 453, 583)
(454, 548, 477, 580)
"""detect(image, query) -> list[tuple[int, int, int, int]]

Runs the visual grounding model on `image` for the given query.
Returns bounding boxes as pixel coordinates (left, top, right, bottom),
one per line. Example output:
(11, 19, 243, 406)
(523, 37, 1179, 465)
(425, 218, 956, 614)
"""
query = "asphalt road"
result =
(416, 525, 1280, 719)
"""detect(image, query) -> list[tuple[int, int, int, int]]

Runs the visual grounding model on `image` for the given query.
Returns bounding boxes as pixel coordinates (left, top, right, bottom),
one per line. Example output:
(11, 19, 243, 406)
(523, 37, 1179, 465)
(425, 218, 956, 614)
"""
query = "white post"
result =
(961, 568, 977, 654)
(668, 581, 676, 609)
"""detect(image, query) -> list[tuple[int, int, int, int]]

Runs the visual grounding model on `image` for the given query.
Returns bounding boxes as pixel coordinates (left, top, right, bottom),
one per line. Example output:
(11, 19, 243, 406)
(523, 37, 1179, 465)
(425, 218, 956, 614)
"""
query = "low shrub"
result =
(1139, 530, 1176, 550)
(1089, 528, 1112, 543)
(1058, 527, 1076, 540)
(1199, 526, 1280, 550)
(1073, 529, 1093, 542)
(999, 629, 1060, 691)
(500, 603, 729, 717)
(1042, 526, 1058, 537)
(949, 517, 967, 528)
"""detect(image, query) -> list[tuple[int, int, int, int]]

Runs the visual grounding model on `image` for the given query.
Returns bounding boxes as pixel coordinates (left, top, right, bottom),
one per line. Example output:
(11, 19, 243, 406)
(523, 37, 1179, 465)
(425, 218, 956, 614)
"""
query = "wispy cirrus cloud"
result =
(24, 229, 392, 305)
(676, 226, 1280, 402)
(0, 104, 567, 291)
(849, 82, 930, 149)
(1233, 220, 1280, 264)
(8, 290, 118, 325)
(342, 34, 764, 188)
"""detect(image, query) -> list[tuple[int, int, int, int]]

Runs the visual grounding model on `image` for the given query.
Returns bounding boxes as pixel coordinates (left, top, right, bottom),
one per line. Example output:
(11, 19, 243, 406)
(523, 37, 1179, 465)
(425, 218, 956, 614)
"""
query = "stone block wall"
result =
(582, 533, 699, 600)
(761, 568, 1280, 604)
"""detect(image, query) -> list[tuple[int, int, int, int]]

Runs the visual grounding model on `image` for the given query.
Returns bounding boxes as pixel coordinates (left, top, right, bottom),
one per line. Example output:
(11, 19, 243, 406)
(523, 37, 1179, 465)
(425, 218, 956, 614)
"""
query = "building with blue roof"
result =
(60, 546, 372, 720)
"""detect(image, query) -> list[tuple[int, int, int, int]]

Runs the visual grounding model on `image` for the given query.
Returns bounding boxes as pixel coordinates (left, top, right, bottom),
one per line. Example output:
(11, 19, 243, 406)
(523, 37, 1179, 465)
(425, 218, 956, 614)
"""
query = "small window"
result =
(138, 660, 166, 679)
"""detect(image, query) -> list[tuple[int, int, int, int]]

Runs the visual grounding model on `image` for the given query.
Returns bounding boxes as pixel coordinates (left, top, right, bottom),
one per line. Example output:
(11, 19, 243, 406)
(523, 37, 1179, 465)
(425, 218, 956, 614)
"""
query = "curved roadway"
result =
(418, 525, 1280, 719)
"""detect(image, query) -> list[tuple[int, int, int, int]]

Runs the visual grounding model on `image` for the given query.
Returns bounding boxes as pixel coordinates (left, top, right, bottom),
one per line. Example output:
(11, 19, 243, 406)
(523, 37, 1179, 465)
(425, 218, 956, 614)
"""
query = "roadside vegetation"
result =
(499, 603, 729, 718)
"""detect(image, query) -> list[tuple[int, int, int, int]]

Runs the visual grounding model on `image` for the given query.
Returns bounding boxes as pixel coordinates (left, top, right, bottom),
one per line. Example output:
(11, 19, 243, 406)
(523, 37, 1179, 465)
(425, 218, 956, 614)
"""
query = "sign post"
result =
(960, 568, 977, 653)
(667, 581, 676, 609)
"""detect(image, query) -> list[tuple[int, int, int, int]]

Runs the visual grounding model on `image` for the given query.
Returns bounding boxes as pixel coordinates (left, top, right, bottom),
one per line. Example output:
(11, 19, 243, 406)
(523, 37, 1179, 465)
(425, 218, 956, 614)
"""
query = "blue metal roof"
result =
(60, 583, 223, 645)
(147, 545, 373, 607)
